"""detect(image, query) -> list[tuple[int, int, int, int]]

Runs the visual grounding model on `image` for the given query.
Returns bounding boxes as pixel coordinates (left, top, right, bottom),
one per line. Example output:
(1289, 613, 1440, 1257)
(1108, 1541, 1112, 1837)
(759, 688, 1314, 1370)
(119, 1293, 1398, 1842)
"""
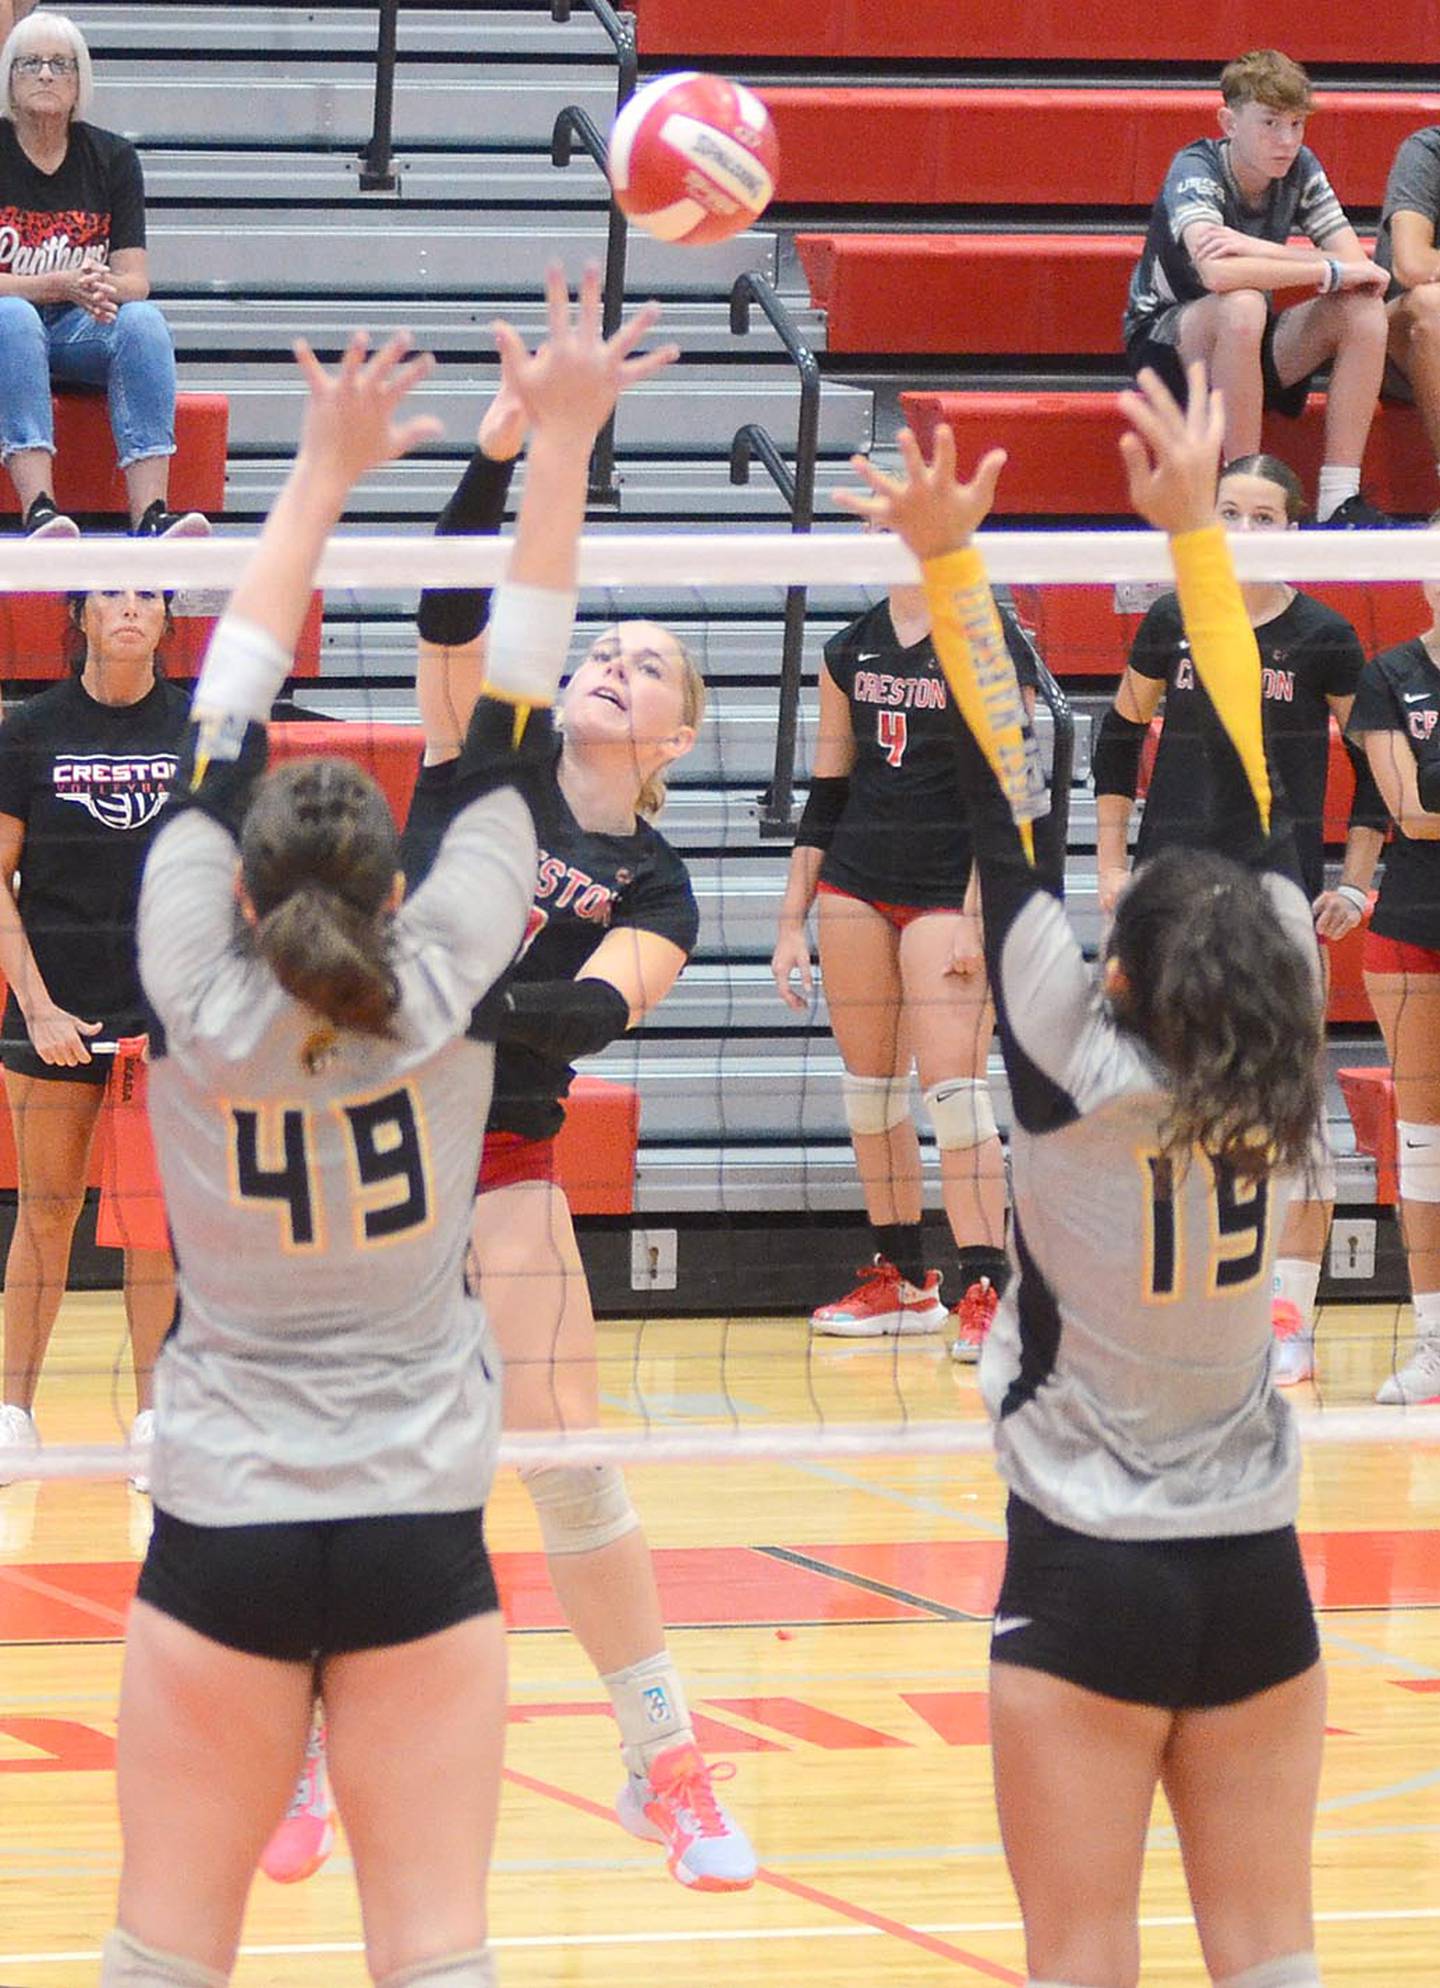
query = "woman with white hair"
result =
(0, 11, 207, 539)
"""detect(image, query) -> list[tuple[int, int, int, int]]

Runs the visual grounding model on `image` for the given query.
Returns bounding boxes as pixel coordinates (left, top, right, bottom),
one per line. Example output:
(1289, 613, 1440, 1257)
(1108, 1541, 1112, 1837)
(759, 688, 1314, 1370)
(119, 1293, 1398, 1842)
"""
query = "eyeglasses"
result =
(13, 55, 79, 78)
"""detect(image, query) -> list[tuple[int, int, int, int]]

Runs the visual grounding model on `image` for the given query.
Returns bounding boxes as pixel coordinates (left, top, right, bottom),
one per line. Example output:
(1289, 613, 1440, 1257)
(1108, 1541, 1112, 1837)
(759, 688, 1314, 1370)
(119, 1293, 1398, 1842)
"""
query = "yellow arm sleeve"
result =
(1168, 522, 1271, 835)
(921, 546, 1043, 863)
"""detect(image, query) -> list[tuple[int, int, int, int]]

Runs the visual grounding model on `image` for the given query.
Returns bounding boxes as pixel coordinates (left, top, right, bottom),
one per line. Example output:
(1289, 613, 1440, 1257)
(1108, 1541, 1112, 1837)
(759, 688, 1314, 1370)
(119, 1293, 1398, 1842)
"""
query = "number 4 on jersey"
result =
(877, 709, 908, 768)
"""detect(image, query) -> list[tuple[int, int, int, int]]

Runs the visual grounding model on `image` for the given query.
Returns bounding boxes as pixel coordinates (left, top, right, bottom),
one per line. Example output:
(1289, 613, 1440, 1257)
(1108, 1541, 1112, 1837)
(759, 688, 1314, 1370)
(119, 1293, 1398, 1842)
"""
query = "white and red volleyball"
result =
(607, 71, 779, 246)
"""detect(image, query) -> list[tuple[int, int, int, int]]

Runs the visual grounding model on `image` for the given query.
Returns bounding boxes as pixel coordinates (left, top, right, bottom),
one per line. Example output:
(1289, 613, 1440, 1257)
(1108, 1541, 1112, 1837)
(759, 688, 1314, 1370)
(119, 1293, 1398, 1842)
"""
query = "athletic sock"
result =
(872, 1221, 926, 1287)
(1414, 1290, 1440, 1340)
(1315, 466, 1361, 520)
(99, 1929, 226, 1987)
(1272, 1256, 1322, 1332)
(601, 1650, 694, 1777)
(1214, 1952, 1321, 1987)
(958, 1243, 1010, 1300)
(378, 1951, 495, 1988)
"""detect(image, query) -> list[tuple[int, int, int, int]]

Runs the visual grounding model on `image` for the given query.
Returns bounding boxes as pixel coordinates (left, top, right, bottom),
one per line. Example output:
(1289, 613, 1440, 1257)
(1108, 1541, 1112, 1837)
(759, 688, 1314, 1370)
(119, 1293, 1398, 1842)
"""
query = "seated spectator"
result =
(1376, 125, 1440, 491)
(1123, 48, 1390, 524)
(0, 12, 209, 540)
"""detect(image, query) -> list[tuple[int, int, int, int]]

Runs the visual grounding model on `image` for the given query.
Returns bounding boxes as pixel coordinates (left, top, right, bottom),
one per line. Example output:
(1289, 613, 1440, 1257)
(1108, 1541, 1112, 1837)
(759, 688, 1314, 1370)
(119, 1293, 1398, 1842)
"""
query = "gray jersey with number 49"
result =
(138, 782, 537, 1529)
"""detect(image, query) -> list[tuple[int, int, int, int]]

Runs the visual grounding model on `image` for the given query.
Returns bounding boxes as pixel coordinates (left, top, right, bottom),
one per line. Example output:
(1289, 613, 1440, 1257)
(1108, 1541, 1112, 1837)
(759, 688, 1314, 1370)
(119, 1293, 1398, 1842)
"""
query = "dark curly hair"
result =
(240, 757, 401, 1044)
(1107, 848, 1322, 1179)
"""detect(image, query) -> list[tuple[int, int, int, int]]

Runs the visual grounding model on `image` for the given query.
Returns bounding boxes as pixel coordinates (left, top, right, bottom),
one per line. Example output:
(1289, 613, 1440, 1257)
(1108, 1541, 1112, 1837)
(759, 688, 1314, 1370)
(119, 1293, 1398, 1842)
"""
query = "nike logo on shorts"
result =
(991, 1614, 1033, 1637)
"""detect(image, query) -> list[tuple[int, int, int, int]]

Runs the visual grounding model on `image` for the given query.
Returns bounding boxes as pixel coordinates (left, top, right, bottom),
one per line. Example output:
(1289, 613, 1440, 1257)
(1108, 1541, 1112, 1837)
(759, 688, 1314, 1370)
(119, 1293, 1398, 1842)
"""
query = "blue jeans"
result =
(0, 296, 176, 469)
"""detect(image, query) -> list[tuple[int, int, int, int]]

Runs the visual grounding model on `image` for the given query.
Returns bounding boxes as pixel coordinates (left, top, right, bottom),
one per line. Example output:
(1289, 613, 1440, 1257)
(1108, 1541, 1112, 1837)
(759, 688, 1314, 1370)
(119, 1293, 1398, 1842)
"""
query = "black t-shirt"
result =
(819, 597, 1041, 907)
(0, 675, 188, 1027)
(0, 121, 146, 278)
(403, 745, 699, 1140)
(1129, 589, 1366, 902)
(1349, 639, 1440, 946)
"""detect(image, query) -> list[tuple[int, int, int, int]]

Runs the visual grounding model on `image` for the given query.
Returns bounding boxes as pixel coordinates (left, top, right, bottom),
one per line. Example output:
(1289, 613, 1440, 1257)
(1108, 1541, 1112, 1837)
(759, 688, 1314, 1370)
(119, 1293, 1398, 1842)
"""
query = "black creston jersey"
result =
(403, 746, 699, 1139)
(1129, 590, 1368, 902)
(1349, 639, 1440, 947)
(0, 675, 189, 1028)
(820, 597, 1041, 907)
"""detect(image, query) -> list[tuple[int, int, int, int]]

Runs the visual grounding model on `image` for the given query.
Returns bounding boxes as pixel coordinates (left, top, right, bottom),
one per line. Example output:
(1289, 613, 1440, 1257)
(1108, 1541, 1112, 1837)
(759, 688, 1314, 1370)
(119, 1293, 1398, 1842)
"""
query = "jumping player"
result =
(770, 568, 1042, 1355)
(99, 281, 674, 1988)
(267, 282, 754, 1895)
(839, 363, 1328, 1988)
(1348, 542, 1440, 1405)
(1093, 450, 1384, 1383)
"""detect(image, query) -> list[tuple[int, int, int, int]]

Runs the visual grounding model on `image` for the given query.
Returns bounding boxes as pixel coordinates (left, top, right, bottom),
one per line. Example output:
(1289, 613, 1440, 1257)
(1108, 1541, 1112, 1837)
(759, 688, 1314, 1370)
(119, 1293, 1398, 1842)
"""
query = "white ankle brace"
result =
(1215, 1953, 1321, 1988)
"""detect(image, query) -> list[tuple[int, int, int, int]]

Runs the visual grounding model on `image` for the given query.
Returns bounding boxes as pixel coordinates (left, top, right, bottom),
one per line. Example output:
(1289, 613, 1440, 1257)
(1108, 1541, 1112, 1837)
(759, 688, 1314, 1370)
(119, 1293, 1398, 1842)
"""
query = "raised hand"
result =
(291, 330, 443, 492)
(1117, 362, 1224, 537)
(835, 426, 1007, 563)
(491, 263, 678, 445)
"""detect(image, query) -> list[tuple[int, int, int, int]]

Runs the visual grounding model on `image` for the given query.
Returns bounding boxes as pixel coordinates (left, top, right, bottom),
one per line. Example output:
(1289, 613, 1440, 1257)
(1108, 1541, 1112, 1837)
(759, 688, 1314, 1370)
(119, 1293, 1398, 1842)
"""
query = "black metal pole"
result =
(359, 0, 401, 190)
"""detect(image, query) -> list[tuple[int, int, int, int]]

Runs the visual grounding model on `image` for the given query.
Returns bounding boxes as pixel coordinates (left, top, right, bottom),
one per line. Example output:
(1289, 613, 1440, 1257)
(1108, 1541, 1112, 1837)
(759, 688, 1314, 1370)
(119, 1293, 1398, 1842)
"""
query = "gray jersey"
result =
(977, 875, 1311, 1540)
(1376, 124, 1440, 294)
(139, 776, 537, 1527)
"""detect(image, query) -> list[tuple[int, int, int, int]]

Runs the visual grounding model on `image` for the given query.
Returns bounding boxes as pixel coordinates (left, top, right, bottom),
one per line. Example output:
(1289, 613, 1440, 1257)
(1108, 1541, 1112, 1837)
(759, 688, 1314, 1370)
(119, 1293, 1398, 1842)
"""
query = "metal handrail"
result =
(1005, 614, 1075, 883)
(549, 0, 638, 114)
(550, 105, 631, 504)
(358, 0, 401, 190)
(727, 274, 821, 836)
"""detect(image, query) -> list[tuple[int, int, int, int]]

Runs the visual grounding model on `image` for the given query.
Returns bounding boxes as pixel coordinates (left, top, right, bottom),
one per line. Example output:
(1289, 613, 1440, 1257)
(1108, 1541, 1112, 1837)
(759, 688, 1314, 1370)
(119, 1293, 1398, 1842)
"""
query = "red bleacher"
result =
(0, 392, 321, 681)
(903, 390, 1435, 519)
(767, 91, 1437, 210)
(635, 0, 1440, 63)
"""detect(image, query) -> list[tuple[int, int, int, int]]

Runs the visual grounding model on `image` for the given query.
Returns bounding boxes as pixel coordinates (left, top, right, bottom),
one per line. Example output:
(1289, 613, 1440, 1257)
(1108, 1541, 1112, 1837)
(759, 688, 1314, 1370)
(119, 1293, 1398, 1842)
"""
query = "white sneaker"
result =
(1376, 1337, 1440, 1405)
(0, 1403, 39, 1486)
(616, 1742, 757, 1891)
(128, 1408, 154, 1494)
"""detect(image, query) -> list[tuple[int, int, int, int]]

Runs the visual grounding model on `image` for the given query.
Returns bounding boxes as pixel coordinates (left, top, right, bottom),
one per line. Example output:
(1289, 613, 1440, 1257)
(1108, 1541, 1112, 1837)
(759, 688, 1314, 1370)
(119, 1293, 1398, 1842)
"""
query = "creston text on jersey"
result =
(851, 669, 949, 710)
(535, 849, 616, 924)
(53, 752, 178, 832)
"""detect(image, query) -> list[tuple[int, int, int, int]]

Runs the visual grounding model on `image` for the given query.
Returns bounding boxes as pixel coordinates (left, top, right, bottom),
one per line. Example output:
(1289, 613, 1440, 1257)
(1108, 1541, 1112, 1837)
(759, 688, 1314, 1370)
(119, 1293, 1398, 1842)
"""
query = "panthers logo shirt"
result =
(0, 674, 189, 1031)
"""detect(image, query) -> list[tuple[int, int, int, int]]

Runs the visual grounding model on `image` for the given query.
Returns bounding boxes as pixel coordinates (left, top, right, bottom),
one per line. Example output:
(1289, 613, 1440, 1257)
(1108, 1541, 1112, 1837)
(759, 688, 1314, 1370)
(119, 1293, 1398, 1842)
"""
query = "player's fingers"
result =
(1116, 429, 1153, 504)
(292, 338, 329, 389)
(575, 262, 604, 341)
(543, 261, 571, 342)
(391, 414, 446, 457)
(833, 490, 889, 524)
(1118, 383, 1172, 459)
(843, 450, 903, 499)
(608, 299, 664, 361)
(618, 342, 681, 386)
(492, 319, 530, 381)
(968, 446, 1008, 509)
(338, 328, 372, 382)
(384, 349, 436, 404)
(365, 329, 416, 389)
(928, 424, 958, 485)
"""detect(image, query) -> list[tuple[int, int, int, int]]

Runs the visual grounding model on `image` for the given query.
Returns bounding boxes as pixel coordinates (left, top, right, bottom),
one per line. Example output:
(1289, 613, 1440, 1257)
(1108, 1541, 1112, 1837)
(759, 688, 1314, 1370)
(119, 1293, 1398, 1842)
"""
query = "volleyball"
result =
(606, 71, 779, 246)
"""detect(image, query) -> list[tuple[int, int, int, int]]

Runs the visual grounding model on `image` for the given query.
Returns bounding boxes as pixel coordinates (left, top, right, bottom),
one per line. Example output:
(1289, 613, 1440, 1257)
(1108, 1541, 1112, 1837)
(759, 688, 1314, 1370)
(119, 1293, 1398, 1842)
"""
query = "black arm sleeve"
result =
(473, 974, 630, 1060)
(794, 774, 850, 851)
(415, 449, 517, 648)
(1091, 706, 1149, 800)
(163, 712, 270, 840)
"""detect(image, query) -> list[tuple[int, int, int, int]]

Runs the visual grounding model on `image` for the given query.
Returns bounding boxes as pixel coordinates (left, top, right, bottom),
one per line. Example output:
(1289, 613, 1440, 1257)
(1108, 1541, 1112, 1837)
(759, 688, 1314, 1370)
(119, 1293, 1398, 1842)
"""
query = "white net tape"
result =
(0, 527, 1439, 592)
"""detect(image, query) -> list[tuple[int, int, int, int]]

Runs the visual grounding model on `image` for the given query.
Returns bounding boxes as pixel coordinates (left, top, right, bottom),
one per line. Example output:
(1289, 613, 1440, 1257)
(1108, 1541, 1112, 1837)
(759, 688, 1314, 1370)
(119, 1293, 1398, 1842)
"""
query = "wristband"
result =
(484, 581, 577, 706)
(1335, 882, 1370, 915)
(1318, 258, 1342, 295)
(192, 614, 292, 725)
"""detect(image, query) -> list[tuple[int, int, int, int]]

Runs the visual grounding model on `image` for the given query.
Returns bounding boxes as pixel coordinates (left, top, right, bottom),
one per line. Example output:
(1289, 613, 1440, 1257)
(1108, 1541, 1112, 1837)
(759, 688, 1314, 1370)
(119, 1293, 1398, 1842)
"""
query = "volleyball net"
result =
(0, 522, 1438, 1488)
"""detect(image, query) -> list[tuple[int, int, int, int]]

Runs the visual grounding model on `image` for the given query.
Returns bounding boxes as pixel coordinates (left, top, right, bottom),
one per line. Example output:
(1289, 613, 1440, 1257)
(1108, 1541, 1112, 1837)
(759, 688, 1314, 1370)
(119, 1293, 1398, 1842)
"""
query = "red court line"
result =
(502, 1763, 1024, 1982)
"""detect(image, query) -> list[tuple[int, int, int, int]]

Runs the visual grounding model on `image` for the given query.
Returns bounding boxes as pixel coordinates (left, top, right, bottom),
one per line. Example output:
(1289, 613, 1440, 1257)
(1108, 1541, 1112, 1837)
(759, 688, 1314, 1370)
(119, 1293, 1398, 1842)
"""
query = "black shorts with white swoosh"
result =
(990, 1494, 1319, 1709)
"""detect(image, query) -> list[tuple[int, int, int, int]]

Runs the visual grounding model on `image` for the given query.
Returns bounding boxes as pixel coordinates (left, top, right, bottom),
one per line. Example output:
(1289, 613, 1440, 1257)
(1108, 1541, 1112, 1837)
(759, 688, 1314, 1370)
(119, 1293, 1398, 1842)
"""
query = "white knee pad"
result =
(519, 1463, 638, 1556)
(378, 1948, 496, 1988)
(100, 1930, 227, 1988)
(1214, 1954, 1321, 1988)
(841, 1069, 911, 1138)
(1398, 1121, 1440, 1204)
(924, 1076, 998, 1152)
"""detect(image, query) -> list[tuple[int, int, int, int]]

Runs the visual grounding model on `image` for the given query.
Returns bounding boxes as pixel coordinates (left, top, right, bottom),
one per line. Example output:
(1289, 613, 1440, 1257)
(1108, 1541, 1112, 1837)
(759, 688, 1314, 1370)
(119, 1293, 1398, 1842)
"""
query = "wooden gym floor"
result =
(2, 1296, 1439, 1985)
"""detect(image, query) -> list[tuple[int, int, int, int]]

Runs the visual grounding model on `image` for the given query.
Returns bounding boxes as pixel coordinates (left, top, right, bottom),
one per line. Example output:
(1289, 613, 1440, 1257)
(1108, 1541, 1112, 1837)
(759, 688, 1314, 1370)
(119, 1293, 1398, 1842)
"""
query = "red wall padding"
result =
(636, 0, 1440, 64)
(0, 593, 323, 682)
(767, 90, 1439, 210)
(902, 390, 1434, 518)
(0, 393, 228, 521)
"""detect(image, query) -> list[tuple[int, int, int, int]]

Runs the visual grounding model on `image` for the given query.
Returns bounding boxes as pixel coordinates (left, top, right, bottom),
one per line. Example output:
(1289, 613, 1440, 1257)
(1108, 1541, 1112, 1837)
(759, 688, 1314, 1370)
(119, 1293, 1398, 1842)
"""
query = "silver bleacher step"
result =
(74, 8, 611, 60)
(95, 67, 629, 147)
(161, 294, 826, 357)
(144, 151, 610, 208)
(148, 214, 776, 296)
(198, 368, 871, 454)
(315, 616, 853, 681)
(227, 458, 862, 520)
